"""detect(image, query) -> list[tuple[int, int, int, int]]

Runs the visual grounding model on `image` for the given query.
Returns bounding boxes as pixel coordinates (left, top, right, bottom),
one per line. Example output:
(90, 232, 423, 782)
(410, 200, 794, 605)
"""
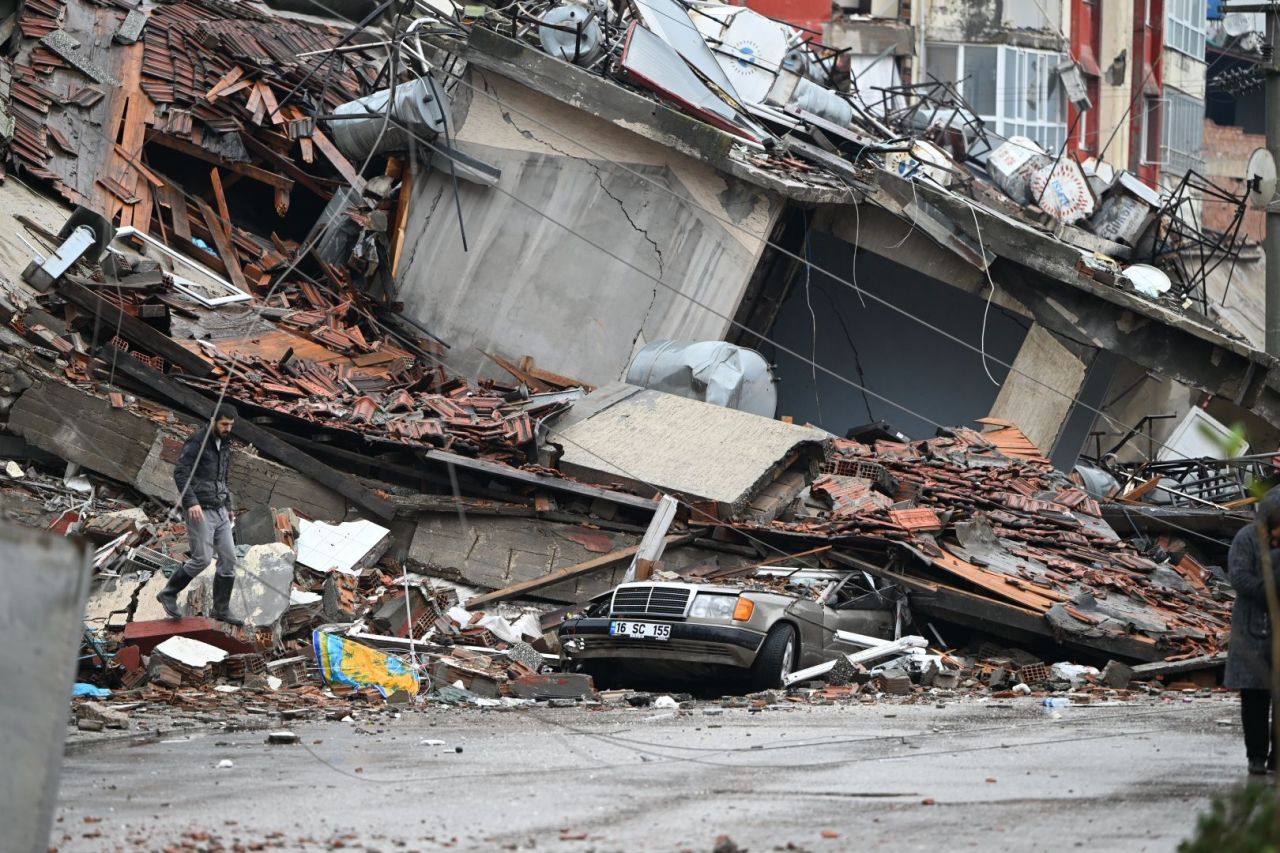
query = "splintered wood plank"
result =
(177, 327, 353, 366)
(1118, 476, 1162, 504)
(157, 181, 191, 241)
(116, 144, 163, 187)
(219, 79, 253, 98)
(209, 167, 233, 243)
(245, 80, 263, 117)
(108, 42, 156, 231)
(258, 81, 284, 125)
(389, 162, 413, 278)
(204, 66, 245, 101)
(145, 132, 293, 190)
(250, 82, 268, 125)
(273, 185, 290, 216)
(311, 129, 365, 195)
(193, 196, 248, 293)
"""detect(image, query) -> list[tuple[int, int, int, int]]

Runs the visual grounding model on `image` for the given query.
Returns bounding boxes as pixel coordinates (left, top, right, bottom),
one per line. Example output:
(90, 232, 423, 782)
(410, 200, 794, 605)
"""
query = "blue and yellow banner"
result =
(312, 630, 419, 698)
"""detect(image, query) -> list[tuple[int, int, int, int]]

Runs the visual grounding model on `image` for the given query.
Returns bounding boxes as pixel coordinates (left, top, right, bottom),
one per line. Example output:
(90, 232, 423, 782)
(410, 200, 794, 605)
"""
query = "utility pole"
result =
(1226, 2, 1280, 355)
(1267, 9, 1280, 356)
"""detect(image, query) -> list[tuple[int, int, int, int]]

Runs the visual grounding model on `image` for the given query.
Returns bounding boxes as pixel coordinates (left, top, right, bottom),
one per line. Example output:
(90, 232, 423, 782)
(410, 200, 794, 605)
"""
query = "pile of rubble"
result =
(0, 0, 1248, 722)
(66, 478, 582, 705)
(711, 419, 1234, 664)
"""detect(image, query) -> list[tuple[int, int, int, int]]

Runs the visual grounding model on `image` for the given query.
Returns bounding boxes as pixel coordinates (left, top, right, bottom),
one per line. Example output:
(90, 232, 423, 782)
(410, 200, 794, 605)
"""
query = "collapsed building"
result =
(0, 0, 1269, 701)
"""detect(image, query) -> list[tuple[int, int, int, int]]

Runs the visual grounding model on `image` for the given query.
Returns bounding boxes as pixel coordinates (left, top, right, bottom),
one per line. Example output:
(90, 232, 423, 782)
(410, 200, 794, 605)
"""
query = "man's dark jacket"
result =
(173, 428, 233, 511)
(1226, 488, 1280, 690)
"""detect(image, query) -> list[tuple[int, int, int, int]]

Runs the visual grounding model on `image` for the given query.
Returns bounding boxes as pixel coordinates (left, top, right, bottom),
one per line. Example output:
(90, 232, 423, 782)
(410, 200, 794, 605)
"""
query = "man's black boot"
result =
(156, 570, 194, 619)
(211, 574, 245, 627)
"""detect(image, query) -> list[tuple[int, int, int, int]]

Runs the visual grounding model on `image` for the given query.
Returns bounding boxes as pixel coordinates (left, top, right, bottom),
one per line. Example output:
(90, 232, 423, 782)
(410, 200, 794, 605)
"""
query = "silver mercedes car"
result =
(557, 569, 902, 690)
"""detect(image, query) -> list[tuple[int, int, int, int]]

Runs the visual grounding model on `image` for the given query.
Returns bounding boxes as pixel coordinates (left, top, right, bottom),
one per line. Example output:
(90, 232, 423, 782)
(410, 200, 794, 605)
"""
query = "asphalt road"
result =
(53, 695, 1250, 852)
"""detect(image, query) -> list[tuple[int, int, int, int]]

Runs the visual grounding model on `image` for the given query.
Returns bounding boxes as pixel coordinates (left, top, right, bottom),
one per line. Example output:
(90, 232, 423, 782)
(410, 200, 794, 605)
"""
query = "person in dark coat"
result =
(156, 405, 242, 626)
(1225, 488, 1280, 775)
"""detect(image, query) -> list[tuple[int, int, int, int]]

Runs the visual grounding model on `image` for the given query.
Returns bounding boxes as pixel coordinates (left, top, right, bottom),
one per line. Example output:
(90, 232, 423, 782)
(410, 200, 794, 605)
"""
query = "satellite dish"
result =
(708, 8, 789, 104)
(1122, 264, 1172, 298)
(1246, 147, 1276, 210)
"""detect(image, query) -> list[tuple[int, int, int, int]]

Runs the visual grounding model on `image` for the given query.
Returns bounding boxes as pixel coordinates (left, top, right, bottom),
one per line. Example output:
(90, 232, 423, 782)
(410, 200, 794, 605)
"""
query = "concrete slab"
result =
(546, 383, 830, 516)
(7, 380, 348, 520)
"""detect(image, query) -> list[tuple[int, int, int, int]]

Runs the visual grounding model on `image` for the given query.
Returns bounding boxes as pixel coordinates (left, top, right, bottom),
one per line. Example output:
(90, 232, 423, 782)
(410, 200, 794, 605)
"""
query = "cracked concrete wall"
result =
(394, 71, 784, 385)
(6, 379, 348, 520)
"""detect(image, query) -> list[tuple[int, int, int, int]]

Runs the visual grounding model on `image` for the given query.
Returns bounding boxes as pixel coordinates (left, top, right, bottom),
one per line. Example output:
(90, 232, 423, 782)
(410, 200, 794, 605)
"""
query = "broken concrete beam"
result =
(509, 673, 595, 700)
(104, 352, 395, 520)
(825, 657, 865, 686)
(122, 616, 256, 655)
(1129, 654, 1226, 680)
(933, 670, 961, 690)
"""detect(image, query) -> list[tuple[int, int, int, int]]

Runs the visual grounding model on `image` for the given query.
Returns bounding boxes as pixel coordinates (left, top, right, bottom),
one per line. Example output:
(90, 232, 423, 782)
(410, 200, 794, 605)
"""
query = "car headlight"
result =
(689, 594, 738, 620)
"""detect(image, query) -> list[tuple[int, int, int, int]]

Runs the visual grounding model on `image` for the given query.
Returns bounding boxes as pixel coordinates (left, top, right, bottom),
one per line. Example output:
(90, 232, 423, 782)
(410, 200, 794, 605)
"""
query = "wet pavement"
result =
(52, 694, 1250, 852)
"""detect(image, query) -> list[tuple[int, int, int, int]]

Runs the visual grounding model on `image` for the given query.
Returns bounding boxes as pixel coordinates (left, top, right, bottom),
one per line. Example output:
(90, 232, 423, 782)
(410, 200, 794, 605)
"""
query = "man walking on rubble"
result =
(1226, 487, 1280, 775)
(156, 405, 243, 626)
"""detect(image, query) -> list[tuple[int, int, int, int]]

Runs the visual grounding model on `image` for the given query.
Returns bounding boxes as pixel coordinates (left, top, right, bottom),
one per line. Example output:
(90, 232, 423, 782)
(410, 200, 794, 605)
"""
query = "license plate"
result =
(609, 620, 672, 640)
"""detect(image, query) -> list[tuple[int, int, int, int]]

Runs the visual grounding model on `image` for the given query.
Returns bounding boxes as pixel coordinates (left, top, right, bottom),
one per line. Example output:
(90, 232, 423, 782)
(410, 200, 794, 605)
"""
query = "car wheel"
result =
(750, 623, 796, 691)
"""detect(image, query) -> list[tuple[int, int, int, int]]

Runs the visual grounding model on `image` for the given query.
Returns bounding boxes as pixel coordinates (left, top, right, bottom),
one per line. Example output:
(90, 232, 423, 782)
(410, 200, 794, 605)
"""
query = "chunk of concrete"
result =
(76, 701, 129, 730)
(1101, 659, 1135, 690)
(190, 543, 294, 627)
